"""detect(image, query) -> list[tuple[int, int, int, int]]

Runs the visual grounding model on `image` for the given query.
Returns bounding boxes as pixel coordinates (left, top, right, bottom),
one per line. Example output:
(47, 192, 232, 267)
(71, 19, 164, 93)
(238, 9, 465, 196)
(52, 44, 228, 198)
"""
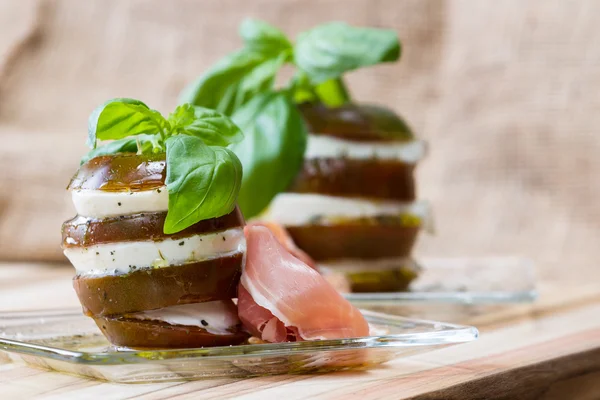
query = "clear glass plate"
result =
(0, 308, 478, 383)
(342, 256, 537, 304)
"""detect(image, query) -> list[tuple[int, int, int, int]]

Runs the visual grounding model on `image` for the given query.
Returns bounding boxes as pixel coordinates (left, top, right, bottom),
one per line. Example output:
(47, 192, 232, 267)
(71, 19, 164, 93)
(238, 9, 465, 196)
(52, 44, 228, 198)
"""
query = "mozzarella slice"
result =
(64, 227, 245, 276)
(72, 186, 168, 218)
(128, 301, 240, 335)
(305, 135, 427, 163)
(259, 193, 433, 231)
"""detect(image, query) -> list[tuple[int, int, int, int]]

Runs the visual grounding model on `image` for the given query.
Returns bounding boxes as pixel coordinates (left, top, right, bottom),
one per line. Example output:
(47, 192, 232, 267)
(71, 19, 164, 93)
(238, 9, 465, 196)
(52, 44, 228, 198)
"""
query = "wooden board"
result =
(1, 263, 599, 399)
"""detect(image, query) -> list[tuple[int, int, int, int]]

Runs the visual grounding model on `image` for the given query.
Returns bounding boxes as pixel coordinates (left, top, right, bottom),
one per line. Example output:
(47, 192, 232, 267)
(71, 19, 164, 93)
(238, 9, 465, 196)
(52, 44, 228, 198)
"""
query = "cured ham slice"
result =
(238, 225, 369, 342)
(246, 221, 316, 270)
(237, 285, 292, 342)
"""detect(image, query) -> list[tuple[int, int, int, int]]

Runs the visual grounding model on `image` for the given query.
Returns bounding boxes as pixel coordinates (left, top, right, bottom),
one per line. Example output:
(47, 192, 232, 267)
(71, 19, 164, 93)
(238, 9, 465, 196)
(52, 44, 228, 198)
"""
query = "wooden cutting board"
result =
(1, 263, 599, 399)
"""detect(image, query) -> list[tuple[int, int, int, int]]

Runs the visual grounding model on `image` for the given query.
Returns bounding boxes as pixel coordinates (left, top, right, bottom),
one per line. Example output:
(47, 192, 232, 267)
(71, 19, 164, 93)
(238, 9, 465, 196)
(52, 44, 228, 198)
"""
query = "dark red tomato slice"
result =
(298, 102, 414, 142)
(68, 153, 166, 192)
(62, 207, 244, 248)
(287, 221, 420, 261)
(288, 158, 416, 201)
(94, 305, 249, 349)
(74, 253, 243, 316)
(324, 265, 420, 293)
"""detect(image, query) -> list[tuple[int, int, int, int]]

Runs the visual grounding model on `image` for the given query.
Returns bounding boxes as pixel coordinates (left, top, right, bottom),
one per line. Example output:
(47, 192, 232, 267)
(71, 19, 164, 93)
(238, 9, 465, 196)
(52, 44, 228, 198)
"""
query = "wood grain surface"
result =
(1, 263, 600, 399)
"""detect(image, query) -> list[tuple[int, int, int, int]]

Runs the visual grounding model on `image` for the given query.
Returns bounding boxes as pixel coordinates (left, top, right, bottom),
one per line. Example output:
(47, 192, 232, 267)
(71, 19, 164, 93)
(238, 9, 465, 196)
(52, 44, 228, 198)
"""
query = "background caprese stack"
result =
(262, 103, 431, 292)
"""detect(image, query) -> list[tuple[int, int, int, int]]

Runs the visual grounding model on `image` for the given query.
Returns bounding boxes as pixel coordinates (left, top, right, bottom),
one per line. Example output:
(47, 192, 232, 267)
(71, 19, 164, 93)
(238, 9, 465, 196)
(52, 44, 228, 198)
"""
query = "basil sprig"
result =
(293, 22, 400, 84)
(178, 50, 289, 116)
(230, 92, 307, 219)
(239, 19, 292, 56)
(85, 98, 244, 234)
(181, 19, 401, 219)
(87, 99, 168, 148)
(167, 104, 244, 146)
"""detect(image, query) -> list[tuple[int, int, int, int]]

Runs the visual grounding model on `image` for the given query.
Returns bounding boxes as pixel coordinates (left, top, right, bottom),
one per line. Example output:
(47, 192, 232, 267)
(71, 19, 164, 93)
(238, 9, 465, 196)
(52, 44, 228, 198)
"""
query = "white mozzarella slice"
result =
(64, 227, 245, 276)
(128, 301, 240, 335)
(71, 186, 168, 218)
(259, 193, 433, 231)
(305, 135, 427, 163)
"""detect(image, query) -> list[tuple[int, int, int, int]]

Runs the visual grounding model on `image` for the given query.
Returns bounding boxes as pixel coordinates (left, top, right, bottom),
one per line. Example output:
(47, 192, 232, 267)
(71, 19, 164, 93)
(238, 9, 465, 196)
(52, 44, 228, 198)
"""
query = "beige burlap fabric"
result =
(0, 1, 597, 284)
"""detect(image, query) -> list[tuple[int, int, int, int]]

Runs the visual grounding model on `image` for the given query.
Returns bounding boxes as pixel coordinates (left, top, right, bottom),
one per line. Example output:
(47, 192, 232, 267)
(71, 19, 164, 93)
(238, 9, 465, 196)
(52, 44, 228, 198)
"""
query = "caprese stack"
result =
(262, 103, 431, 292)
(60, 92, 257, 349)
(62, 153, 248, 348)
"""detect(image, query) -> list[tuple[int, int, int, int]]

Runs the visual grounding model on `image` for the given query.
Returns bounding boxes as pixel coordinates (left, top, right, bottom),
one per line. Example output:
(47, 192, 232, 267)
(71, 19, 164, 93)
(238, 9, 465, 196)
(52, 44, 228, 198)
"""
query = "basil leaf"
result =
(294, 22, 400, 84)
(230, 92, 307, 219)
(313, 77, 351, 107)
(289, 71, 318, 104)
(87, 98, 168, 148)
(239, 18, 292, 56)
(179, 49, 284, 115)
(164, 135, 242, 234)
(80, 138, 139, 165)
(141, 134, 165, 154)
(168, 104, 244, 146)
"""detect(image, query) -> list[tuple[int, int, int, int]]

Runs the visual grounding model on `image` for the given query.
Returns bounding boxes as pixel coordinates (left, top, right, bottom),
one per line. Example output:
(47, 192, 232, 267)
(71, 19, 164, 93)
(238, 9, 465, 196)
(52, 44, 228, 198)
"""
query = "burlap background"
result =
(0, 0, 597, 283)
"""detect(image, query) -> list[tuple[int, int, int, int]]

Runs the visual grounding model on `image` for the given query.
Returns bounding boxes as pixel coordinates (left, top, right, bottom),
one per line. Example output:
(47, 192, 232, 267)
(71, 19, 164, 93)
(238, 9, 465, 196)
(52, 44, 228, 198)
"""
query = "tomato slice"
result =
(74, 253, 243, 316)
(62, 208, 244, 248)
(94, 304, 249, 349)
(289, 158, 416, 201)
(68, 153, 165, 192)
(299, 102, 414, 142)
(287, 220, 421, 261)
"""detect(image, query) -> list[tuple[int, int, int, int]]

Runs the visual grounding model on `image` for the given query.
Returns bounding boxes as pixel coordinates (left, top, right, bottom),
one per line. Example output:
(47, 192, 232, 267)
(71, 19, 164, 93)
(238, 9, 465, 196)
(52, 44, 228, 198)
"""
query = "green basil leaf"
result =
(313, 77, 351, 107)
(230, 92, 307, 219)
(142, 134, 165, 154)
(80, 134, 162, 165)
(289, 71, 318, 104)
(87, 98, 169, 148)
(80, 138, 139, 165)
(239, 18, 293, 56)
(294, 22, 400, 84)
(179, 49, 285, 115)
(164, 135, 242, 234)
(168, 104, 244, 146)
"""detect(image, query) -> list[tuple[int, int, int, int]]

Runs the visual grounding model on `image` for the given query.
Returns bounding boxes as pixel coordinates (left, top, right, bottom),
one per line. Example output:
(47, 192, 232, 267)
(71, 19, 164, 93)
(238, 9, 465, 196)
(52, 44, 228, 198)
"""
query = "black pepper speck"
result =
(118, 202, 122, 206)
(201, 320, 208, 326)
(179, 241, 185, 246)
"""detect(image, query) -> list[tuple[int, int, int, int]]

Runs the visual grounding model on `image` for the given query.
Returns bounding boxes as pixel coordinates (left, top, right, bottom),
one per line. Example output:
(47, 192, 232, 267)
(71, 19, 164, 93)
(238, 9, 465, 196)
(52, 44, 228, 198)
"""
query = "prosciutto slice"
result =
(246, 221, 316, 270)
(238, 226, 369, 342)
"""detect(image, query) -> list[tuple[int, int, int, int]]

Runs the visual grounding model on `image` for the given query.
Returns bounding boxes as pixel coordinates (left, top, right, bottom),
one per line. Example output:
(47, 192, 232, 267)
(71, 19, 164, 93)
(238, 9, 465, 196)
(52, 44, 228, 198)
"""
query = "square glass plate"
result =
(342, 256, 537, 304)
(0, 308, 478, 383)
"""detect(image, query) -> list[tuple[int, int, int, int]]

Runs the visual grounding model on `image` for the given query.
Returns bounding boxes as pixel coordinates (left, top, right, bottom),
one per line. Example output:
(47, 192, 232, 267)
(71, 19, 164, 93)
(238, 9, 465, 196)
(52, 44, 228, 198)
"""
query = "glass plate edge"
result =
(0, 309, 479, 365)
